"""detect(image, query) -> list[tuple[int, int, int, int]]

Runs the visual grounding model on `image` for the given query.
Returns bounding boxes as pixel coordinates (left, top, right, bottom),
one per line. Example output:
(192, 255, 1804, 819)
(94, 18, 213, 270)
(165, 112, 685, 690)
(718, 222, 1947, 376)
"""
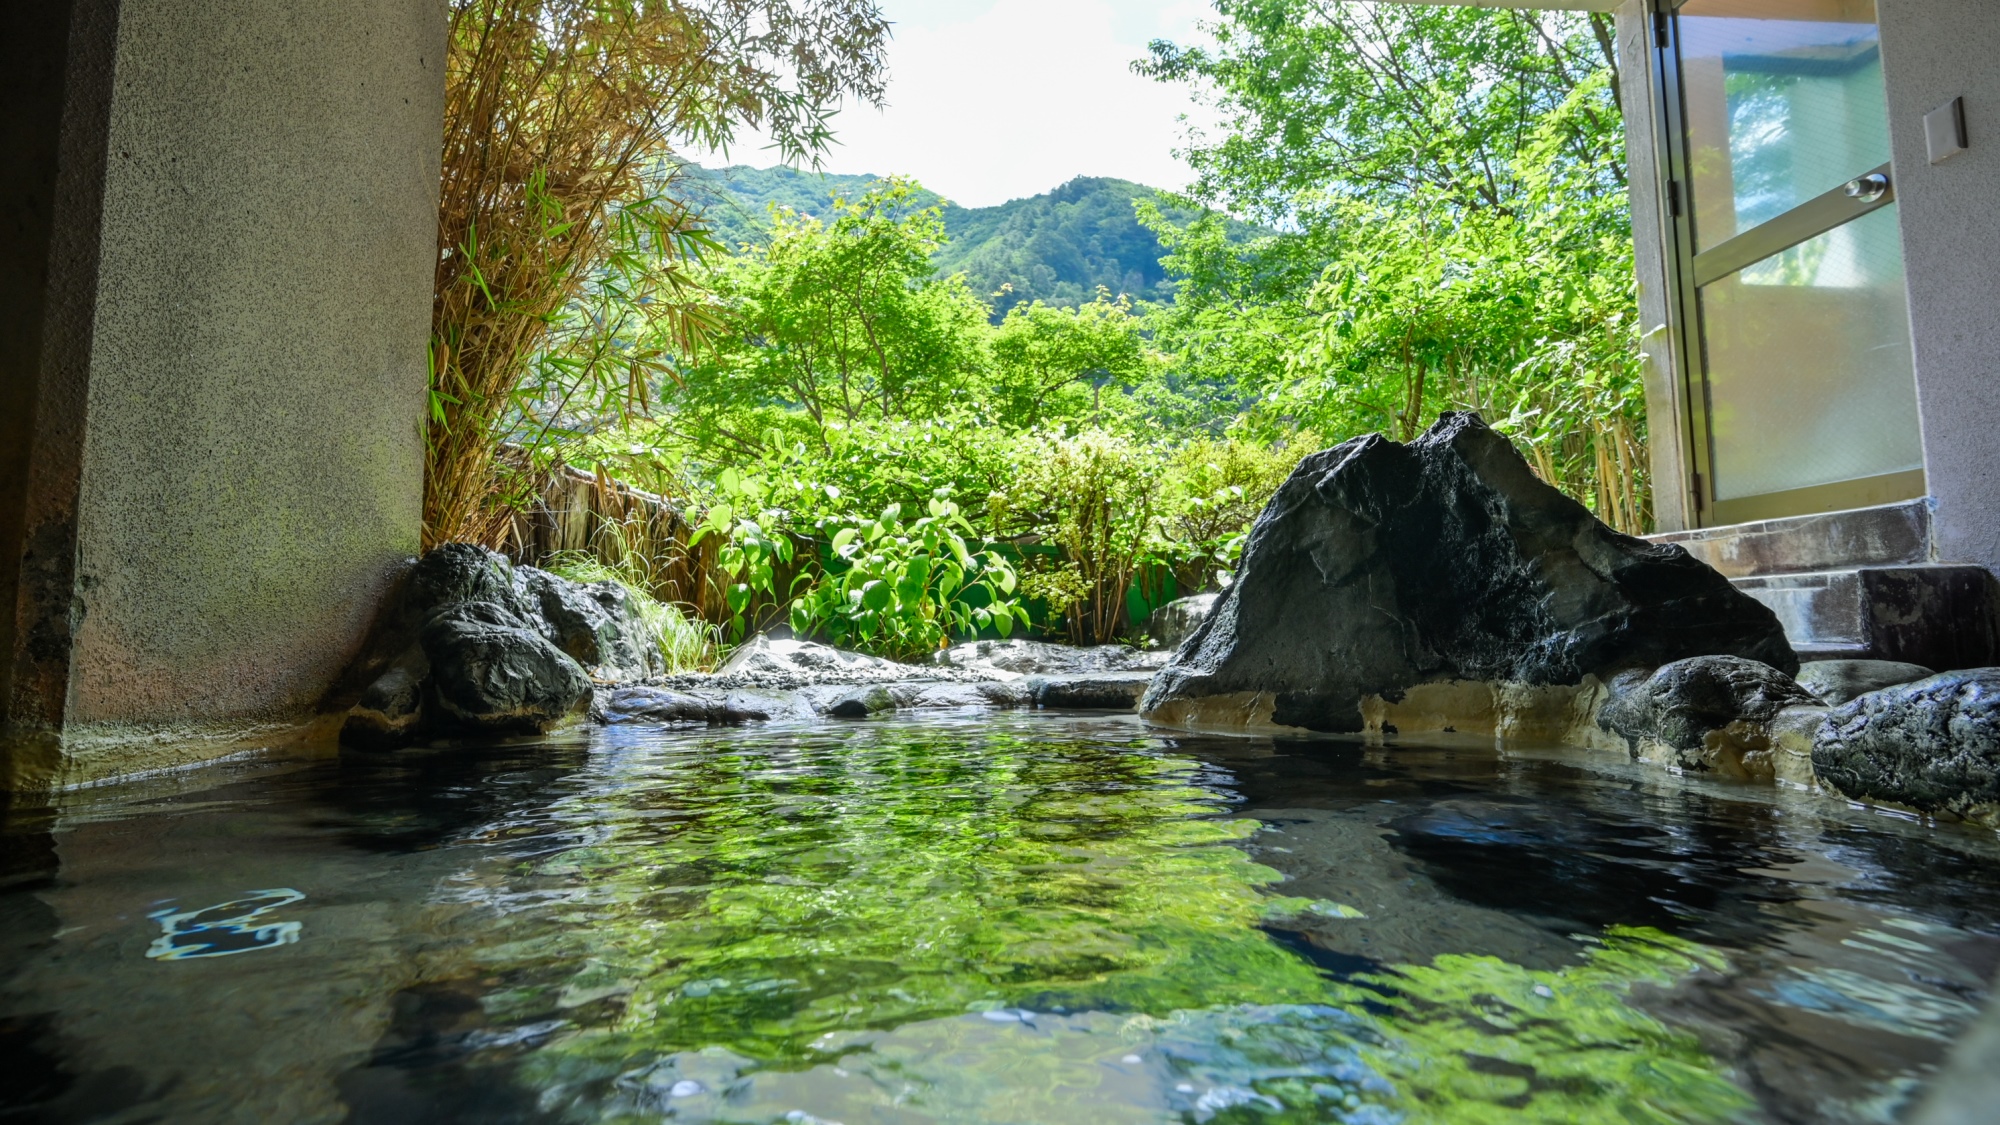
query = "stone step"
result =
(1731, 564, 1999, 670)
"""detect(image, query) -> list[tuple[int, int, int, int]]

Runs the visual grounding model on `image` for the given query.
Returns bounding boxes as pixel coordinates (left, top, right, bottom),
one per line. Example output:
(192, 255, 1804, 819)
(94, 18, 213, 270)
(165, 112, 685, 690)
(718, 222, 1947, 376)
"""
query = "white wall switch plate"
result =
(1925, 97, 1968, 165)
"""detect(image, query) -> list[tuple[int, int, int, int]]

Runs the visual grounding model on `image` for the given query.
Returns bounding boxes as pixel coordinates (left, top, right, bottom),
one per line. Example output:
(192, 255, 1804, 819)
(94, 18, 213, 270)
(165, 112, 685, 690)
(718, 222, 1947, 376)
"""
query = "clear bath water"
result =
(3, 711, 1999, 1124)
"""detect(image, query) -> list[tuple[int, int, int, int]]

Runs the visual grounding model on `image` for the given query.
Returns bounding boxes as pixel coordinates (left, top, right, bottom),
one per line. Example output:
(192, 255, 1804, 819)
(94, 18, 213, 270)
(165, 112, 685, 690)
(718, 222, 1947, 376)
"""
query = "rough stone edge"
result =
(1142, 674, 2000, 829)
(4, 712, 347, 793)
(1141, 679, 1619, 750)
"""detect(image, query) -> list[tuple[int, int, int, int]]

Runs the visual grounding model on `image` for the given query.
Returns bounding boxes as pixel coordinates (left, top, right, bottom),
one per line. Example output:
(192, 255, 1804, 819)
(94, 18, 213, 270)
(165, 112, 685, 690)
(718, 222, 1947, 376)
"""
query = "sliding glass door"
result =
(1660, 0, 1924, 525)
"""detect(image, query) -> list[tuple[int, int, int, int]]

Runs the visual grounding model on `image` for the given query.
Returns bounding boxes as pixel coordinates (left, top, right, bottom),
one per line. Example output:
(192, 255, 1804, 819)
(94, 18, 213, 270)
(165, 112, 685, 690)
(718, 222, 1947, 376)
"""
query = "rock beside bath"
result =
(935, 639, 1166, 678)
(423, 602, 595, 733)
(1141, 413, 1797, 733)
(827, 685, 897, 718)
(1598, 656, 1819, 778)
(1146, 594, 1218, 651)
(1812, 669, 2000, 820)
(1028, 672, 1154, 711)
(1795, 659, 1935, 706)
(341, 544, 658, 746)
(516, 567, 662, 682)
(720, 636, 992, 687)
(342, 647, 430, 748)
(592, 677, 1048, 725)
(721, 635, 908, 681)
(887, 680, 1034, 709)
(593, 686, 802, 725)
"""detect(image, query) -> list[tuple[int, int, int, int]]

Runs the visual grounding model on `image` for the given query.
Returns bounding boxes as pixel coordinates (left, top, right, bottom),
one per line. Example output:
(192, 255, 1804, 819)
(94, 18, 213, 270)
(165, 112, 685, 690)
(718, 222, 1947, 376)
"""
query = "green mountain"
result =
(674, 164, 943, 250)
(677, 165, 1235, 319)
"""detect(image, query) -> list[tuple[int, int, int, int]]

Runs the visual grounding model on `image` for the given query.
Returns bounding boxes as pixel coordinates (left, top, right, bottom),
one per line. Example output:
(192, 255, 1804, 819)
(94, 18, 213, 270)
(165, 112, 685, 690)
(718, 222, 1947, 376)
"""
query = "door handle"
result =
(1844, 173, 1890, 203)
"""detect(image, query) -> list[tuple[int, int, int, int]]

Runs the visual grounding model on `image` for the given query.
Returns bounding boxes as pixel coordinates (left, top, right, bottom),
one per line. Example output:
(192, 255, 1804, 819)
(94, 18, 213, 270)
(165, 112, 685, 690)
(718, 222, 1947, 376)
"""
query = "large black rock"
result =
(340, 544, 657, 746)
(1141, 413, 1796, 732)
(422, 601, 594, 734)
(1812, 669, 2000, 818)
(516, 566, 661, 683)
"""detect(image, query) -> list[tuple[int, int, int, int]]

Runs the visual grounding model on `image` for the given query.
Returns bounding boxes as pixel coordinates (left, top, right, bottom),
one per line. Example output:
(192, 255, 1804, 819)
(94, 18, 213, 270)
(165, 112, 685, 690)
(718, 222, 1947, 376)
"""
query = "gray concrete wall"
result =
(1876, 0, 2000, 576)
(5, 0, 443, 787)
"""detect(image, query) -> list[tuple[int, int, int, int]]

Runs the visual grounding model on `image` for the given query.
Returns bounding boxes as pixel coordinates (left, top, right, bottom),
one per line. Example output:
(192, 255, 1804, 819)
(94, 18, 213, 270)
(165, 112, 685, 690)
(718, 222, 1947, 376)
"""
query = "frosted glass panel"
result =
(1699, 204, 1921, 500)
(1680, 0, 1890, 251)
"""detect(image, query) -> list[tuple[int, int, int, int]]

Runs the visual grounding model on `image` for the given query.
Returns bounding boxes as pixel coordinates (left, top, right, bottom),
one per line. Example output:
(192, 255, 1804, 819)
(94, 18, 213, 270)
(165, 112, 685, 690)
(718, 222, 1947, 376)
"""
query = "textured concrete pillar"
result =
(1876, 0, 2000, 576)
(2, 0, 443, 788)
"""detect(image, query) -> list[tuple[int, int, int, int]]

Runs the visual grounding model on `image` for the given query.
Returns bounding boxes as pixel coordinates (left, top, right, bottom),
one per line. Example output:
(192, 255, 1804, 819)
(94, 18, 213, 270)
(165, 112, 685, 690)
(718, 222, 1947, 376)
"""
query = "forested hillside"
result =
(676, 164, 943, 248)
(677, 165, 1233, 317)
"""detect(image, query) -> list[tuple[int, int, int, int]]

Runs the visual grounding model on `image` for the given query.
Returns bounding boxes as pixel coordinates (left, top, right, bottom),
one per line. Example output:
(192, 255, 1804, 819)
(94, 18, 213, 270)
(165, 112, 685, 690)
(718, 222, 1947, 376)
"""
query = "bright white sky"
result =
(700, 0, 1217, 208)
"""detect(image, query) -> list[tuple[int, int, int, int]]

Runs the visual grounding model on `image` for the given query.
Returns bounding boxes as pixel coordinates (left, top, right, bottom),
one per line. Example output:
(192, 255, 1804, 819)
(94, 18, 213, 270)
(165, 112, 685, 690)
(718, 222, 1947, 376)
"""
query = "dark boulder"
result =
(1600, 657, 1818, 752)
(515, 566, 661, 682)
(341, 646, 430, 749)
(1597, 656, 1819, 777)
(1796, 659, 1935, 706)
(340, 544, 651, 747)
(1141, 413, 1797, 733)
(394, 541, 526, 619)
(1812, 669, 2000, 819)
(421, 602, 592, 734)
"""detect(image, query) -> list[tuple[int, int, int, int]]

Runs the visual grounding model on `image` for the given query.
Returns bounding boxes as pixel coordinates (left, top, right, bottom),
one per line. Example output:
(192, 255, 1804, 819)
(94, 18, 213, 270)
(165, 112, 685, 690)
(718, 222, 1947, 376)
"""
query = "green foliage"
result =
(541, 550, 719, 672)
(683, 451, 1031, 656)
(673, 163, 948, 251)
(790, 491, 1029, 659)
(1142, 1, 1651, 532)
(427, 0, 892, 548)
(999, 430, 1158, 645)
(1155, 434, 1312, 593)
(534, 0, 1657, 636)
(989, 292, 1154, 429)
(501, 189, 722, 452)
(1142, 0, 1624, 228)
(667, 178, 996, 456)
(934, 176, 1247, 318)
(690, 467, 799, 641)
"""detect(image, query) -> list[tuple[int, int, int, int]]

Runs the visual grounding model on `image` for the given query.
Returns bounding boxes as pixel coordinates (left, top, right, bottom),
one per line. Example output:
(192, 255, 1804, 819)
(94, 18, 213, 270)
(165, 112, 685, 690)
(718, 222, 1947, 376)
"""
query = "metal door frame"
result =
(1645, 0, 1925, 528)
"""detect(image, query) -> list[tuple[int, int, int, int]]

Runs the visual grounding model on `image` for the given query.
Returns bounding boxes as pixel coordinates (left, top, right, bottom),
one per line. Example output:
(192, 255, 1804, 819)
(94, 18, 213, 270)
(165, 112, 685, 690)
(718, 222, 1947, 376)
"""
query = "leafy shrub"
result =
(1000, 429, 1157, 645)
(1155, 434, 1312, 593)
(689, 468, 801, 641)
(790, 491, 1029, 660)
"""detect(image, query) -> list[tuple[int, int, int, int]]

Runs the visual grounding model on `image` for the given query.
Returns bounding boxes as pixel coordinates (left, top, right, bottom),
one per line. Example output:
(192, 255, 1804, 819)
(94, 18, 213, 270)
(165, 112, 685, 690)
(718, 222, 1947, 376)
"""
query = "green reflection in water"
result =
(458, 724, 1752, 1122)
(1344, 930, 1751, 1123)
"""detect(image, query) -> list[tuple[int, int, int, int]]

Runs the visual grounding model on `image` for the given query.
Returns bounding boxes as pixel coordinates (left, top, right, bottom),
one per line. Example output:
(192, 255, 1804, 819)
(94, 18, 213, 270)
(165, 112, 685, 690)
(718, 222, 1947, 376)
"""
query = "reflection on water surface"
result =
(3, 712, 1998, 1124)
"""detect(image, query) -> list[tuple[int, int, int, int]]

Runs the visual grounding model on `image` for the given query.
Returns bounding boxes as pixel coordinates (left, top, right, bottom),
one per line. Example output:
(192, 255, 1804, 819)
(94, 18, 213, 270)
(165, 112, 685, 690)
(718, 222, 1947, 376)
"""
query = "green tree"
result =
(989, 292, 1153, 429)
(1141, 0, 1623, 224)
(1142, 0, 1649, 529)
(668, 179, 994, 458)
